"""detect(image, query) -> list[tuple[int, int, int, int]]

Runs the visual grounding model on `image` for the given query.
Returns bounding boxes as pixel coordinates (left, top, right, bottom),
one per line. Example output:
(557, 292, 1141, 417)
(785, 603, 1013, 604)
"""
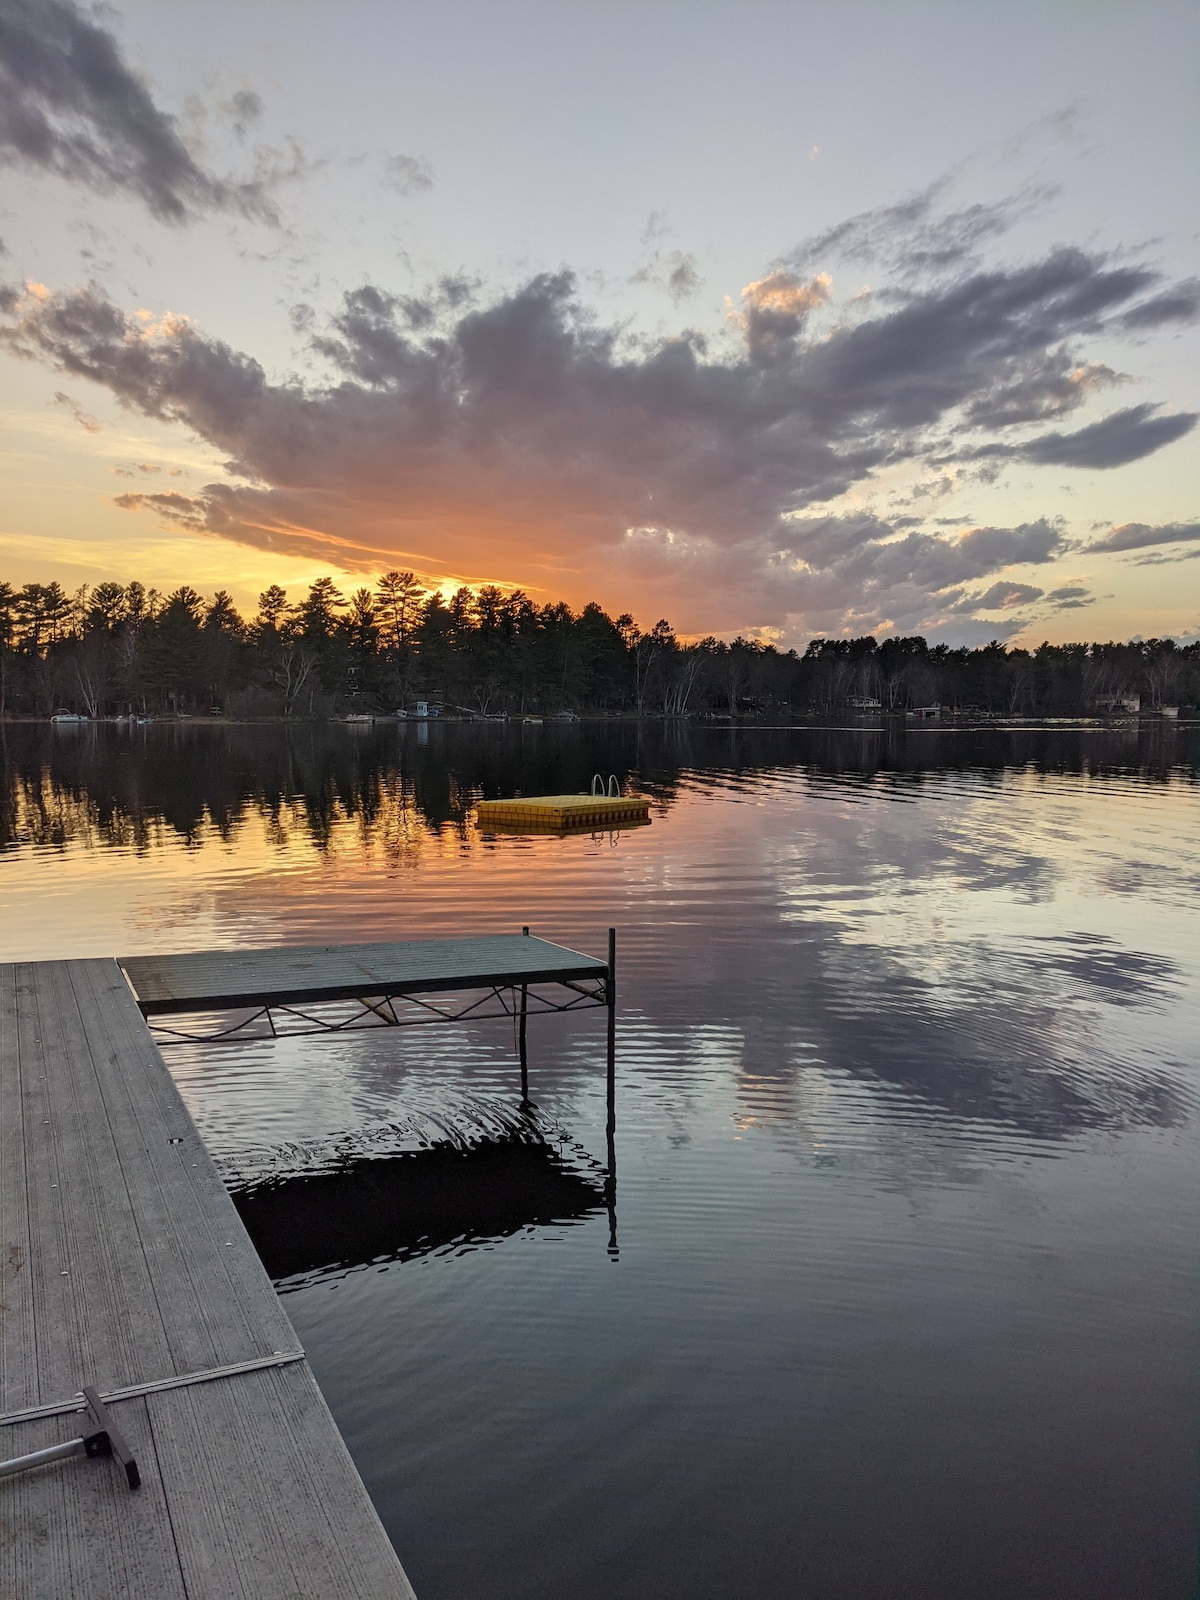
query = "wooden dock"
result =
(1, 958, 417, 1597)
(476, 793, 651, 832)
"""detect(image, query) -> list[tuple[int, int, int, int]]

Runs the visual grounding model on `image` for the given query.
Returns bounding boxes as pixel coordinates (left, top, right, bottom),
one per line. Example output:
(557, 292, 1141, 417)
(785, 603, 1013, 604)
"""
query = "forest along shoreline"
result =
(2, 571, 1197, 721)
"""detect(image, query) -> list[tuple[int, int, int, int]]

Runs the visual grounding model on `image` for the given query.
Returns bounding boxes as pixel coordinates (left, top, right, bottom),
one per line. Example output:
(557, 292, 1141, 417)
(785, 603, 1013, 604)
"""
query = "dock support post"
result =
(605, 926, 618, 1255)
(518, 986, 529, 1105)
(519, 925, 530, 1108)
(605, 927, 616, 1123)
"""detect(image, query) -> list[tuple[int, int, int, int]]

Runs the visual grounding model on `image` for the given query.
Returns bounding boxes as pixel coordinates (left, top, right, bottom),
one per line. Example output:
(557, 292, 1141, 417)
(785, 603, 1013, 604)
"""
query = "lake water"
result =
(3, 719, 1198, 1598)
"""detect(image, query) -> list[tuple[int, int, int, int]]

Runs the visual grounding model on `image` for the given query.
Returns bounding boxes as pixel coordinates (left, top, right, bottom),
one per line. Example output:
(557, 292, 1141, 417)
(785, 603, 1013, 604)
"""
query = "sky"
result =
(1, 0, 1198, 647)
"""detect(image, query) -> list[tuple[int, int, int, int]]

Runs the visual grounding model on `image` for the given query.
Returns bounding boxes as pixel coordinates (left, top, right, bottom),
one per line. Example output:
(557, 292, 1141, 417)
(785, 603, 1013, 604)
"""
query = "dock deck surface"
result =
(121, 932, 606, 1014)
(1, 957, 416, 1598)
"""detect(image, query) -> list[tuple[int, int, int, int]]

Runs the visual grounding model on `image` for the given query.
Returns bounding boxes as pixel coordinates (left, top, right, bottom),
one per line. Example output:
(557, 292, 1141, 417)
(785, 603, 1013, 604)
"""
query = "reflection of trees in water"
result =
(0, 720, 1196, 855)
(0, 768, 102, 851)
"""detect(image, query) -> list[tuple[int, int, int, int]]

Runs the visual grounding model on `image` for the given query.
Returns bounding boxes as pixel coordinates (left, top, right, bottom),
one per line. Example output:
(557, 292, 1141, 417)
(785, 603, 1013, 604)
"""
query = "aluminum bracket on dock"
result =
(0, 1386, 140, 1491)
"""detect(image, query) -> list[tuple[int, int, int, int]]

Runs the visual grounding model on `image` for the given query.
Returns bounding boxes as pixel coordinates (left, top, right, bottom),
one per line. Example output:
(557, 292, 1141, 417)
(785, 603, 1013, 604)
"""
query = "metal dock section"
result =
(0, 957, 417, 1598)
(119, 932, 612, 1048)
(121, 932, 608, 1015)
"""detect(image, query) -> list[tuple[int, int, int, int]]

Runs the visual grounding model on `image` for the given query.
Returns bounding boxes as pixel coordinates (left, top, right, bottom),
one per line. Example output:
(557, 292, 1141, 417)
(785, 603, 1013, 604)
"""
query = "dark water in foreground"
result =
(3, 719, 1199, 1598)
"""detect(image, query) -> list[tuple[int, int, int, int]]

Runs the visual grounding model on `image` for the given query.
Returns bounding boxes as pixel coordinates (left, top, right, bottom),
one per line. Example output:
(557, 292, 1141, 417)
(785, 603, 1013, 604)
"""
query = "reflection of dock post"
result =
(519, 924, 530, 1107)
(605, 926, 618, 1256)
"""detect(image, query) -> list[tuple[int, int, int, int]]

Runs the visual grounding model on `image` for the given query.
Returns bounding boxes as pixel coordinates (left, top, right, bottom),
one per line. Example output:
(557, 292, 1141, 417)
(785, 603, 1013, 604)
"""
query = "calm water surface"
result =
(3, 720, 1198, 1598)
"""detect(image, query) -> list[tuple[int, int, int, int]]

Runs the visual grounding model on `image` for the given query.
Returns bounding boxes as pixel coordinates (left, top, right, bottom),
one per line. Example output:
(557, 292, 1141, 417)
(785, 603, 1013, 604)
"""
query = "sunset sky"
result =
(2, 0, 1198, 646)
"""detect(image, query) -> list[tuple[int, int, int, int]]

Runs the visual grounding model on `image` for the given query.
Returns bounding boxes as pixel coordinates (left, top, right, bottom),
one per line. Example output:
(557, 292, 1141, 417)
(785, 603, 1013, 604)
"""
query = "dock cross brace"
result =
(0, 1386, 140, 1490)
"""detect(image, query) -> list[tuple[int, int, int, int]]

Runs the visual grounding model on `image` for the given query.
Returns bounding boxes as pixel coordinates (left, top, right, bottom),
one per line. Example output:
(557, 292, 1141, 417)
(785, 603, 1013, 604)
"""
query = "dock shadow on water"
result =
(225, 1110, 611, 1291)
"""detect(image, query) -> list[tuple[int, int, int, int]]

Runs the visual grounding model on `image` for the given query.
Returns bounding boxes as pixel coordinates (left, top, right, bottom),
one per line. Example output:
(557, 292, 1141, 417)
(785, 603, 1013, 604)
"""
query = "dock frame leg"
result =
(605, 926, 618, 1256)
(518, 984, 530, 1107)
(518, 925, 531, 1110)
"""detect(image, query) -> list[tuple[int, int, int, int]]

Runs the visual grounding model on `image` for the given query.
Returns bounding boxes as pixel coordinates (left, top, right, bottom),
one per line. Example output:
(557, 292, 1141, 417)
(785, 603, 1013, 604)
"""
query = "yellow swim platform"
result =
(476, 777, 650, 834)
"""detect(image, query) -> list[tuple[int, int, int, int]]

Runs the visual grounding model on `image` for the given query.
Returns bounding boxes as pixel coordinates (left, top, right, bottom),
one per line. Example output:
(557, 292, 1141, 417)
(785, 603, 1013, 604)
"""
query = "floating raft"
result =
(475, 793, 651, 833)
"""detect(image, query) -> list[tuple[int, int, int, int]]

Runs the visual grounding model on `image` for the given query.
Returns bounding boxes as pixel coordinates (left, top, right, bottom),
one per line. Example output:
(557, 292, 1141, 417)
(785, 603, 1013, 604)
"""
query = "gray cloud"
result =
(226, 88, 263, 141)
(381, 153, 433, 196)
(1084, 519, 1200, 553)
(772, 518, 1068, 635)
(0, 0, 278, 222)
(52, 387, 100, 432)
(737, 270, 831, 363)
(110, 460, 181, 478)
(112, 489, 208, 527)
(631, 249, 702, 304)
(955, 580, 1045, 612)
(1, 207, 1195, 634)
(847, 187, 971, 268)
(965, 357, 1124, 430)
(1119, 280, 1200, 331)
(784, 181, 1053, 278)
(1130, 548, 1200, 567)
(796, 249, 1187, 449)
(1043, 583, 1094, 610)
(1017, 404, 1197, 469)
(666, 254, 701, 303)
(640, 211, 670, 246)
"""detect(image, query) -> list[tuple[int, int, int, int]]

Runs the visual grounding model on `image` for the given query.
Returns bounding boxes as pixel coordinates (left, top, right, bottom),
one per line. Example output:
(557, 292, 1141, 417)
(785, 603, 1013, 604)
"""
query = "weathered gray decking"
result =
(0, 958, 416, 1598)
(121, 932, 607, 1014)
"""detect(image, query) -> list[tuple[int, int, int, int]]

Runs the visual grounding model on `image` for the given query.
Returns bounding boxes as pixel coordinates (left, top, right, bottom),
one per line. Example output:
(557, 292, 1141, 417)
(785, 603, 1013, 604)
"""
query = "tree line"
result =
(1, 572, 1196, 718)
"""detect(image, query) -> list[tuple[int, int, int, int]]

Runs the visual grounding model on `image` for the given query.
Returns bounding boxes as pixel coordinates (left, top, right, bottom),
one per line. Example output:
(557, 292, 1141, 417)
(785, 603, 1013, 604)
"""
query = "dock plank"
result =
(146, 1363, 416, 1599)
(67, 959, 296, 1372)
(1, 958, 416, 1598)
(0, 963, 37, 1414)
(19, 960, 176, 1398)
(0, 1402, 185, 1599)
